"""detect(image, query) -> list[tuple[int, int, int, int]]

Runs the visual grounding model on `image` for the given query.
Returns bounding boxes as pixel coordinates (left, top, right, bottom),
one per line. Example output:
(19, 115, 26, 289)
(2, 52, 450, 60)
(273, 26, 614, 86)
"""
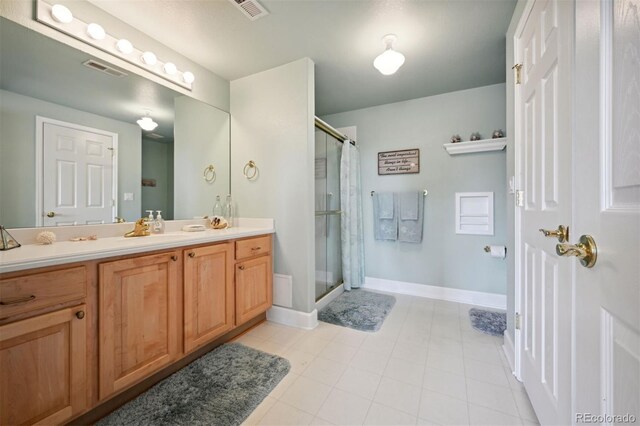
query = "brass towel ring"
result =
(203, 165, 216, 183)
(243, 160, 258, 180)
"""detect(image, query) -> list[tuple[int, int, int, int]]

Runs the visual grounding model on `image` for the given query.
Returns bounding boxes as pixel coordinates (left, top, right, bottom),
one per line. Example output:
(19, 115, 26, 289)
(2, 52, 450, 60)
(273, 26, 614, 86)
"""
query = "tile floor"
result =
(236, 292, 539, 426)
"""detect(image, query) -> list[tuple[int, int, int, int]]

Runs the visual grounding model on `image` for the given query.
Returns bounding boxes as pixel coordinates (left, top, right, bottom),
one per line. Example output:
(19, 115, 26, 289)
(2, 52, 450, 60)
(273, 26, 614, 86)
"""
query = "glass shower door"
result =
(315, 130, 343, 301)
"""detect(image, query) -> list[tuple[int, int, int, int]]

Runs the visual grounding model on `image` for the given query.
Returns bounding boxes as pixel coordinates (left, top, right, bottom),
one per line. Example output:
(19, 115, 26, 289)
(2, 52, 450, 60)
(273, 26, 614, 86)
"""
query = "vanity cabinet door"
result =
(98, 252, 180, 400)
(0, 305, 87, 426)
(235, 254, 272, 326)
(183, 243, 234, 353)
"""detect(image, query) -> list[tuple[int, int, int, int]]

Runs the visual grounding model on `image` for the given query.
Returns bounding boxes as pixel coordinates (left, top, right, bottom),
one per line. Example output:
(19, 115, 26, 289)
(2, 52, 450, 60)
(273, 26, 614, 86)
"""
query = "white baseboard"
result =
(503, 330, 516, 372)
(315, 284, 344, 311)
(364, 276, 506, 310)
(266, 306, 318, 330)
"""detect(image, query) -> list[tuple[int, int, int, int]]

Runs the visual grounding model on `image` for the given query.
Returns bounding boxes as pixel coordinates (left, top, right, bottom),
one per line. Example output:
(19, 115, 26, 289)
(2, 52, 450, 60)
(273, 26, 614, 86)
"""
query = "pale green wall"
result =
(173, 96, 230, 220)
(231, 58, 316, 313)
(0, 89, 141, 227)
(141, 138, 174, 219)
(323, 83, 508, 295)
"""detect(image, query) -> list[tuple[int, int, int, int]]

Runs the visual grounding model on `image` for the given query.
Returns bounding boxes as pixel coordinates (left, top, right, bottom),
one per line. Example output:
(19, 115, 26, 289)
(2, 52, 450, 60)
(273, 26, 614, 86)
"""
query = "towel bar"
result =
(370, 190, 428, 197)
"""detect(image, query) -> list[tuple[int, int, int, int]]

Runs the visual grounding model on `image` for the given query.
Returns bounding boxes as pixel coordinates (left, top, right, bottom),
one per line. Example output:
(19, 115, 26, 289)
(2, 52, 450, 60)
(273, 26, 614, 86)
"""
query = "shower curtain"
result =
(340, 141, 365, 290)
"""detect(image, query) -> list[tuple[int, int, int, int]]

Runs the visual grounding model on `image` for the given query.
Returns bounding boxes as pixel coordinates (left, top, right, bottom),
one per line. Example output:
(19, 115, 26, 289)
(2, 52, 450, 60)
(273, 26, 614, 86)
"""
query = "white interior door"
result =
(41, 119, 117, 226)
(573, 0, 640, 421)
(515, 0, 573, 423)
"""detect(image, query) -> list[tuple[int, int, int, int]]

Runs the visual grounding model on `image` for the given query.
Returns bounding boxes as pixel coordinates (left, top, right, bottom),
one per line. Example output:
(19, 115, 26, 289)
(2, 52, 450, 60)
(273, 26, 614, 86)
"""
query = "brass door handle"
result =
(539, 225, 569, 242)
(188, 252, 196, 258)
(251, 247, 261, 251)
(238, 265, 245, 270)
(76, 310, 85, 320)
(0, 294, 36, 305)
(46, 211, 56, 218)
(556, 235, 597, 268)
(171, 255, 178, 261)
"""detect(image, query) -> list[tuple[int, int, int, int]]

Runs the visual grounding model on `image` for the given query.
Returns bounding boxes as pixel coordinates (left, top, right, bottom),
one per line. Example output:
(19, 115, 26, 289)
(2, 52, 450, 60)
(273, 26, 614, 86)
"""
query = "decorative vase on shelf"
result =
(492, 129, 504, 138)
(470, 132, 482, 141)
(450, 134, 462, 143)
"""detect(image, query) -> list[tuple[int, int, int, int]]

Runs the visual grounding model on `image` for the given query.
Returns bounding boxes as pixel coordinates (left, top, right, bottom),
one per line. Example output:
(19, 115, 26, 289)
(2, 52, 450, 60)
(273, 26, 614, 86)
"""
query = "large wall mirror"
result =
(0, 17, 230, 228)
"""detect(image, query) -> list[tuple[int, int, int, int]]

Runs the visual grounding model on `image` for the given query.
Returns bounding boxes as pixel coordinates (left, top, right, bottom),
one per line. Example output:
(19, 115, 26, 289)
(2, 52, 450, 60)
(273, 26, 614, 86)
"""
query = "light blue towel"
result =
(373, 192, 397, 241)
(398, 191, 424, 243)
(377, 192, 394, 219)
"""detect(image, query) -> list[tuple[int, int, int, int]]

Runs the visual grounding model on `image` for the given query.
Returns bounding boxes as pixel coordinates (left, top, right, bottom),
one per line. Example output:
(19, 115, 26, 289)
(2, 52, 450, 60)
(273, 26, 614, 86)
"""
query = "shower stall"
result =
(314, 118, 345, 300)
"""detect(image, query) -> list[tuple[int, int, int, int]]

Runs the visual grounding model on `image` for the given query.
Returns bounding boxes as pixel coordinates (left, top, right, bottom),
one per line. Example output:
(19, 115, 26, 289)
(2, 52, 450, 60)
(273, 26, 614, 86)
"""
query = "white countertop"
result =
(0, 219, 274, 274)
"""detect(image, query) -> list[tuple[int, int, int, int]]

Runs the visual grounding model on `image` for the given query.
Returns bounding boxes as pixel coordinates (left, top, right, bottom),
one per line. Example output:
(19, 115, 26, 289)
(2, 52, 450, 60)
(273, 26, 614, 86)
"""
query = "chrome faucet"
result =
(124, 218, 150, 237)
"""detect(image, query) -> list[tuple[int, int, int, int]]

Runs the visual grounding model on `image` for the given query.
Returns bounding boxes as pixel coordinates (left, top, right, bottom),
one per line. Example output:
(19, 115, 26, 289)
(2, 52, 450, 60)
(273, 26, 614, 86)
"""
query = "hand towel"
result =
(398, 191, 424, 243)
(373, 192, 397, 241)
(399, 191, 419, 220)
(377, 192, 394, 219)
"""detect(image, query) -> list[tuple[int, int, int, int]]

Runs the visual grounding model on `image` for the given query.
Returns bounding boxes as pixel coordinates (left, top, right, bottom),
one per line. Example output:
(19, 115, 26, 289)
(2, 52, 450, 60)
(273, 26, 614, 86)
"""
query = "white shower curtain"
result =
(340, 141, 365, 290)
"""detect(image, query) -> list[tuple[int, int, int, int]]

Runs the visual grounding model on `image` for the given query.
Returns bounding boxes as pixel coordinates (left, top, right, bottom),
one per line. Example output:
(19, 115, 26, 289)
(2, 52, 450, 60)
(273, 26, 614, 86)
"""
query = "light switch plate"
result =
(124, 192, 134, 201)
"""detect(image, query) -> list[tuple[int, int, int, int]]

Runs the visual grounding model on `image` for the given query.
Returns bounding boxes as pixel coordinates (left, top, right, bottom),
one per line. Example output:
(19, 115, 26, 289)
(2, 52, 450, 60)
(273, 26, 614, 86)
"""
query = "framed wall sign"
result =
(378, 149, 420, 175)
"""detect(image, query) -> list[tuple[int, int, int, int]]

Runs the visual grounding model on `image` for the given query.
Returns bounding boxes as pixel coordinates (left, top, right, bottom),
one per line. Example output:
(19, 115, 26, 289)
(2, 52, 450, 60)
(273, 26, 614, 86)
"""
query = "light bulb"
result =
(141, 51, 157, 66)
(87, 23, 106, 40)
(373, 34, 405, 76)
(137, 116, 158, 131)
(163, 62, 177, 75)
(116, 39, 133, 54)
(51, 4, 73, 24)
(183, 71, 195, 84)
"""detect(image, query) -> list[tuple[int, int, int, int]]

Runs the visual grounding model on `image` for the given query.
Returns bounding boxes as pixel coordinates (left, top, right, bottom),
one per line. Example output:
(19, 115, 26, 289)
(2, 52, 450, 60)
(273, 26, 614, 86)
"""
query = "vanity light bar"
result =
(36, 0, 195, 90)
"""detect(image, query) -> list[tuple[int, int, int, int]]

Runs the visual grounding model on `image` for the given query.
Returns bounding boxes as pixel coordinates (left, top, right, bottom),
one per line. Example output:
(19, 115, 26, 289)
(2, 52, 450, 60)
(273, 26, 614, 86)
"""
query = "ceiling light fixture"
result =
(137, 112, 158, 131)
(116, 39, 133, 54)
(373, 34, 405, 76)
(51, 4, 73, 23)
(87, 23, 106, 40)
(141, 51, 157, 66)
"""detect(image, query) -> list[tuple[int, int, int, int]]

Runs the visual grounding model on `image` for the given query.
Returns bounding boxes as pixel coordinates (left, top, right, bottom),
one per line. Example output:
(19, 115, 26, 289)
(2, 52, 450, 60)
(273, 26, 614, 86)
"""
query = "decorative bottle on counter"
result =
(212, 195, 222, 217)
(223, 194, 234, 228)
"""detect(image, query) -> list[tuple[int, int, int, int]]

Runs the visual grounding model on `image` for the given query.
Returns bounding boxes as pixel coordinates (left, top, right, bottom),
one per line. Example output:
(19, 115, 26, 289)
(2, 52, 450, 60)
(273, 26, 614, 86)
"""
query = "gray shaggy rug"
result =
(97, 343, 290, 426)
(318, 289, 396, 332)
(469, 308, 507, 337)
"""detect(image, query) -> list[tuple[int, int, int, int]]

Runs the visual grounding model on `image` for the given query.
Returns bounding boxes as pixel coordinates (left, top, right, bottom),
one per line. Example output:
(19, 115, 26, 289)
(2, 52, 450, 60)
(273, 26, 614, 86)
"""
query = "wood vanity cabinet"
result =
(235, 236, 273, 326)
(183, 242, 235, 353)
(98, 251, 180, 399)
(0, 305, 88, 425)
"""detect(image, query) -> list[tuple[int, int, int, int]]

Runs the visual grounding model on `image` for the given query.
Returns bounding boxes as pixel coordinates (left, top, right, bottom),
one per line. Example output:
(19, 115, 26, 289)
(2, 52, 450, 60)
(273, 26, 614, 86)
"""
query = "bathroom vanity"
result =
(0, 223, 273, 425)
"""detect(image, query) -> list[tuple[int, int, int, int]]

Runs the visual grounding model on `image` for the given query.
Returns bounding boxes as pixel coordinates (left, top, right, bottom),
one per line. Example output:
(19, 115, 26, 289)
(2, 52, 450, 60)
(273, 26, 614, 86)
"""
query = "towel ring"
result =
(243, 160, 258, 180)
(203, 165, 216, 183)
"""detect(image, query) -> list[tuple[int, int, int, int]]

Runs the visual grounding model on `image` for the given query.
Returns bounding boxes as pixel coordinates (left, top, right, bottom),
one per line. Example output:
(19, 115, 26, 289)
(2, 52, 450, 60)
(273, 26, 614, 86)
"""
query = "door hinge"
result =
(111, 199, 115, 207)
(512, 63, 523, 85)
(515, 313, 521, 330)
(515, 190, 524, 207)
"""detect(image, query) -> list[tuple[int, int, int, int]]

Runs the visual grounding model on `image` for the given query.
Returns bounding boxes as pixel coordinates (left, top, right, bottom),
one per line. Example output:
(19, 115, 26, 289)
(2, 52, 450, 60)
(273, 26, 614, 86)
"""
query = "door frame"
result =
(511, 0, 536, 383)
(35, 116, 119, 226)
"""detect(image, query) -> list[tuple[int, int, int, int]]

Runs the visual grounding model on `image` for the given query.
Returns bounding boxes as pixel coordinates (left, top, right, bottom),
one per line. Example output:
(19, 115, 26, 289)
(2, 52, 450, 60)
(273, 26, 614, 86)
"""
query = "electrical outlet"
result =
(124, 192, 134, 201)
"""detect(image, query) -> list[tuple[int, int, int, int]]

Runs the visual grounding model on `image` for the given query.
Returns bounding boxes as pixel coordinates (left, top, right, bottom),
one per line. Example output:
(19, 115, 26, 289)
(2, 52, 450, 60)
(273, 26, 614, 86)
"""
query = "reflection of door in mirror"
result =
(39, 118, 117, 226)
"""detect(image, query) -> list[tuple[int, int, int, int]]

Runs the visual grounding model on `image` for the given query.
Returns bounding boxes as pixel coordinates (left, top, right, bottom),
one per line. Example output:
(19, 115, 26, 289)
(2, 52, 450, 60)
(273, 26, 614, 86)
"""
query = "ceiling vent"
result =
(146, 133, 164, 140)
(82, 59, 127, 78)
(229, 0, 269, 21)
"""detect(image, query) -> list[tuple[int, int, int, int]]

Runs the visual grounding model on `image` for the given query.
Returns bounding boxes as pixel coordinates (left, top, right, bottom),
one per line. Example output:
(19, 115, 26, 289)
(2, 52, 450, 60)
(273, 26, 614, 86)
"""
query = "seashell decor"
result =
(36, 231, 57, 245)
(210, 216, 228, 229)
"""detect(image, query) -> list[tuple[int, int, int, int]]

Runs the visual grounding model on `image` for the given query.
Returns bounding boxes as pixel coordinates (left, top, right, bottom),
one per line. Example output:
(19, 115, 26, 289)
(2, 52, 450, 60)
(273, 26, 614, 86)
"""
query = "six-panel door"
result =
(0, 305, 87, 425)
(235, 255, 272, 326)
(183, 243, 235, 353)
(98, 252, 180, 399)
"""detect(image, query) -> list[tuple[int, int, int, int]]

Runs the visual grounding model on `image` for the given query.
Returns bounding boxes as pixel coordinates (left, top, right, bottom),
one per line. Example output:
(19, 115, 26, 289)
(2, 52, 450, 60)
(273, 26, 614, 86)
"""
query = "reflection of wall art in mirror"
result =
(142, 179, 157, 187)
(377, 149, 420, 175)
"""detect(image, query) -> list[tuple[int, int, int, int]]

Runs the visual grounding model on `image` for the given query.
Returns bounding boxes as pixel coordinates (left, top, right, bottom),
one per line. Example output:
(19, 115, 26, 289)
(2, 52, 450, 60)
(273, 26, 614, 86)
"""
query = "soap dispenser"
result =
(154, 210, 165, 234)
(146, 210, 154, 223)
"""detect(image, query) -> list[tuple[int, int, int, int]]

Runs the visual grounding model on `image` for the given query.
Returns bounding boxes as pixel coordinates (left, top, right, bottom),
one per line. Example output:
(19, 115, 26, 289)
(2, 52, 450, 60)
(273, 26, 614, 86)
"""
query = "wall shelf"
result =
(443, 137, 507, 155)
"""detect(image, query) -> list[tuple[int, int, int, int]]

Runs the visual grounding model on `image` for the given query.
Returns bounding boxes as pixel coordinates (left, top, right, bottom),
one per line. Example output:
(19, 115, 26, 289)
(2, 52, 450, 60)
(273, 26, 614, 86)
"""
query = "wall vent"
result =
(229, 0, 269, 21)
(146, 133, 164, 140)
(82, 59, 127, 78)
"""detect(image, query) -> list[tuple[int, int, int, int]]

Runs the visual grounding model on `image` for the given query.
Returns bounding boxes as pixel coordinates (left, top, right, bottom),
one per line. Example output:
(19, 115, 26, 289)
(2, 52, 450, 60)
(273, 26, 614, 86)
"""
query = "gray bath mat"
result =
(97, 343, 290, 426)
(469, 308, 507, 337)
(318, 289, 396, 332)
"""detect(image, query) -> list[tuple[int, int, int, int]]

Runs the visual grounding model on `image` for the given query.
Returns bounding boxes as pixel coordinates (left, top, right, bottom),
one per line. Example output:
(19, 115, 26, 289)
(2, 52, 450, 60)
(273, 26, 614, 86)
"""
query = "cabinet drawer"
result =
(235, 235, 271, 260)
(0, 266, 87, 319)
